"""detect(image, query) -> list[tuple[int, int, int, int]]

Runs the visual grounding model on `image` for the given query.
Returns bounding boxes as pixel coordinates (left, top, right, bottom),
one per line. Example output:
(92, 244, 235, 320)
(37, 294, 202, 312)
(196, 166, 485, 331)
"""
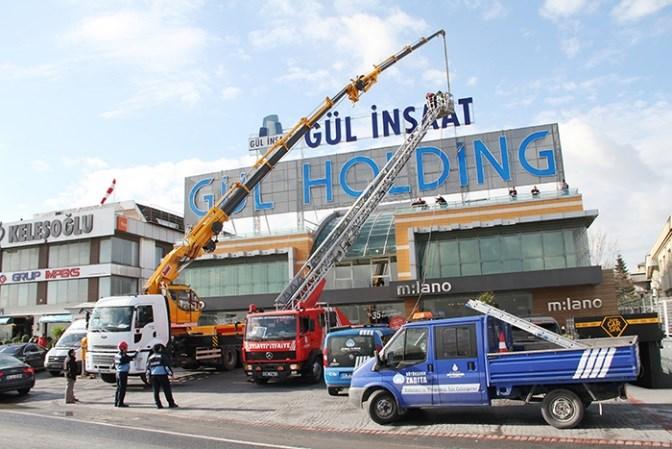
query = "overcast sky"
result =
(0, 0, 670, 270)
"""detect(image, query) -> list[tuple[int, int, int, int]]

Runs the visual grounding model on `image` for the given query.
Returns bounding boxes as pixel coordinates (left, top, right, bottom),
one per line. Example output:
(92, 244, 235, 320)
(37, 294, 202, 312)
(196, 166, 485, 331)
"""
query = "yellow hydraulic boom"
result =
(144, 30, 447, 326)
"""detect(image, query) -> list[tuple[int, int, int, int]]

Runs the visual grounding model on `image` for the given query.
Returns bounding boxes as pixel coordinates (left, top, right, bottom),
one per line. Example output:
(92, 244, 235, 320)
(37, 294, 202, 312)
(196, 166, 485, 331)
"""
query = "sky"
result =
(0, 0, 670, 270)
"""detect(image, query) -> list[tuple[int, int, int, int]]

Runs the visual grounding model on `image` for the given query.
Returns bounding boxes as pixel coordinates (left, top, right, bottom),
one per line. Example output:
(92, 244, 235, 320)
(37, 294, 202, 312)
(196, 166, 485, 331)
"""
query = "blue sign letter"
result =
(254, 184, 273, 210)
(340, 156, 379, 197)
(518, 130, 556, 177)
(474, 136, 510, 184)
(189, 178, 214, 217)
(304, 160, 333, 204)
(416, 147, 450, 191)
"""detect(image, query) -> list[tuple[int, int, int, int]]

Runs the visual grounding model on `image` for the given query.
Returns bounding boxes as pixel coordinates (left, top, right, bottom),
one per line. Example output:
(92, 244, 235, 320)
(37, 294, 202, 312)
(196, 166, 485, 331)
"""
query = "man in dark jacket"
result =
(64, 349, 79, 404)
(146, 344, 178, 409)
(114, 341, 135, 407)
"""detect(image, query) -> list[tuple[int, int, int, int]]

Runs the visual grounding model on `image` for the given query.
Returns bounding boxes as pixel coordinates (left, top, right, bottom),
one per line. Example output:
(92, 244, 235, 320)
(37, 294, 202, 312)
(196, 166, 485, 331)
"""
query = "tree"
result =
(589, 229, 618, 268)
(478, 291, 496, 306)
(614, 254, 639, 308)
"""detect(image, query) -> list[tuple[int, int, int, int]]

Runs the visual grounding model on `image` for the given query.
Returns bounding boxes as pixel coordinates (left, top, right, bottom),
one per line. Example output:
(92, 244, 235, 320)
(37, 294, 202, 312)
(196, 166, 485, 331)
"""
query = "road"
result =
(0, 369, 670, 449)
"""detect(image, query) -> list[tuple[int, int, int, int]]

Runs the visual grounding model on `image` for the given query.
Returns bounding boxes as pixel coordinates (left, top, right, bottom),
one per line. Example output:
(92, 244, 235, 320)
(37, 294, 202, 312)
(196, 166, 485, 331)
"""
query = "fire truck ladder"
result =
(465, 299, 588, 350)
(275, 93, 455, 311)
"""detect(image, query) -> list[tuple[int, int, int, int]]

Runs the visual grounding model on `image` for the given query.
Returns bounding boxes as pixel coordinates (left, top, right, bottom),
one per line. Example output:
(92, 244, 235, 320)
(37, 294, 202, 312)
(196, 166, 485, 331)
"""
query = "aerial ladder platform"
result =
(275, 92, 455, 311)
(466, 299, 588, 350)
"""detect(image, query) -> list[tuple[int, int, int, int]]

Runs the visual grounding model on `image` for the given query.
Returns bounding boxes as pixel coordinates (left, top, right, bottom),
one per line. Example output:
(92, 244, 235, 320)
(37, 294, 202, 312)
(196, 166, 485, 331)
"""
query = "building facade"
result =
(182, 122, 617, 327)
(646, 215, 672, 298)
(0, 201, 183, 340)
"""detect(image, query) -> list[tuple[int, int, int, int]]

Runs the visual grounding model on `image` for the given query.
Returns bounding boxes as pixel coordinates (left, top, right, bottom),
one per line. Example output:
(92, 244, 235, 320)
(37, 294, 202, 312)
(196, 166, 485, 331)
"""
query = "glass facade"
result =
(422, 291, 533, 319)
(0, 283, 37, 308)
(2, 247, 39, 272)
(100, 237, 139, 267)
(182, 255, 289, 297)
(336, 301, 405, 325)
(418, 227, 590, 278)
(325, 258, 397, 290)
(47, 279, 88, 305)
(48, 241, 90, 267)
(99, 276, 138, 297)
(313, 210, 396, 258)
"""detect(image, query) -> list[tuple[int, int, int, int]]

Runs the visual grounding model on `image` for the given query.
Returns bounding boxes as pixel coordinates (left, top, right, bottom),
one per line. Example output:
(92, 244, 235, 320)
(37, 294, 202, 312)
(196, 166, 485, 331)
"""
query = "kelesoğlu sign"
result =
(185, 123, 564, 226)
(0, 208, 116, 249)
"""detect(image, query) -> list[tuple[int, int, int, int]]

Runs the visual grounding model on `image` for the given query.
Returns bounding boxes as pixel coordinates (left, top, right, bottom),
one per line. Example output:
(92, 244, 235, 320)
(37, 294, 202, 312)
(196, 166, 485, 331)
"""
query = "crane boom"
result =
(275, 92, 455, 310)
(144, 30, 447, 308)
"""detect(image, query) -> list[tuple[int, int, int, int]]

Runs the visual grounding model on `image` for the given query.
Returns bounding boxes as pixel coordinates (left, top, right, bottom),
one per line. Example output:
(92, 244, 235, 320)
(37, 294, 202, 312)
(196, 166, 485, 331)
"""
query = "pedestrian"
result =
(146, 344, 178, 409)
(531, 185, 540, 196)
(508, 186, 518, 199)
(114, 341, 135, 408)
(37, 334, 48, 348)
(64, 349, 79, 404)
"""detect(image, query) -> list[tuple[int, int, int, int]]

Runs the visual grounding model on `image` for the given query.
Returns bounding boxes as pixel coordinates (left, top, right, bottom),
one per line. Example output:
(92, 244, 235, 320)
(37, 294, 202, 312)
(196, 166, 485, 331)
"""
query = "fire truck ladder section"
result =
(275, 93, 455, 311)
(466, 299, 588, 350)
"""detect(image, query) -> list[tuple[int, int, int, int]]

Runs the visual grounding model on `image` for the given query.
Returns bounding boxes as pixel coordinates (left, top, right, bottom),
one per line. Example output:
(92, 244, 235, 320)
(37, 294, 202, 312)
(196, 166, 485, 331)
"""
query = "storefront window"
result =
(181, 255, 289, 297)
(2, 247, 39, 272)
(99, 276, 138, 297)
(100, 237, 139, 266)
(336, 302, 405, 325)
(418, 227, 591, 278)
(0, 283, 37, 308)
(48, 241, 90, 267)
(47, 279, 88, 305)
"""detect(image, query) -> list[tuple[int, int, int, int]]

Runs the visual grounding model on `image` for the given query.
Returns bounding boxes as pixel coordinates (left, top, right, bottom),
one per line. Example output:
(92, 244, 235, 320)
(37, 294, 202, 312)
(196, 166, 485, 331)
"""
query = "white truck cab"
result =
(87, 295, 170, 383)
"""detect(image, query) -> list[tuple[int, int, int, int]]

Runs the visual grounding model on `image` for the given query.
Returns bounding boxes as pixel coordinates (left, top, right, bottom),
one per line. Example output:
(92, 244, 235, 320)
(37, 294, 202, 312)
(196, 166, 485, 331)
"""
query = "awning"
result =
(38, 314, 73, 324)
(0, 317, 14, 325)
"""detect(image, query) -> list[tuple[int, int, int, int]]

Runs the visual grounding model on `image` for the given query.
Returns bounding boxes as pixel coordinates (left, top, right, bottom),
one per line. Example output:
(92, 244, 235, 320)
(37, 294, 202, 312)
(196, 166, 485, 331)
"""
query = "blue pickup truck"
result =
(348, 314, 639, 429)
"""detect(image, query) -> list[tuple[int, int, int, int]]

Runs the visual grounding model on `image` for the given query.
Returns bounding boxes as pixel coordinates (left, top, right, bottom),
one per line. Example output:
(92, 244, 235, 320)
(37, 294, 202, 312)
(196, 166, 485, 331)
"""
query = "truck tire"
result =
(100, 373, 116, 384)
(368, 390, 399, 425)
(541, 389, 585, 429)
(220, 349, 238, 371)
(304, 355, 323, 384)
(48, 370, 61, 377)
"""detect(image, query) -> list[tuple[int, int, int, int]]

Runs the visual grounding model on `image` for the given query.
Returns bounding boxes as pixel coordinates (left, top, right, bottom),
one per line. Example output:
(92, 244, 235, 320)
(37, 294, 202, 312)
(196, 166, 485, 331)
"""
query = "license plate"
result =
(341, 373, 352, 379)
(7, 374, 23, 380)
(262, 372, 278, 377)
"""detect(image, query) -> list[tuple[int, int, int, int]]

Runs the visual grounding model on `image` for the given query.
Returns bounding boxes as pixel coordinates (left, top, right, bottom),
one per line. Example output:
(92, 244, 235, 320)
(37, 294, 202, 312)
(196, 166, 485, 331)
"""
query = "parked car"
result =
(0, 354, 35, 396)
(45, 319, 87, 376)
(0, 343, 47, 370)
(323, 325, 395, 396)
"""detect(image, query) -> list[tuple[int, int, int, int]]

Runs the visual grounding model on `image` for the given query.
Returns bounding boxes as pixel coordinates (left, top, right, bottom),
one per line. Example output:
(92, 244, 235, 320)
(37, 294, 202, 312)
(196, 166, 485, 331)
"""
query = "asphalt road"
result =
(0, 369, 669, 449)
(0, 407, 636, 449)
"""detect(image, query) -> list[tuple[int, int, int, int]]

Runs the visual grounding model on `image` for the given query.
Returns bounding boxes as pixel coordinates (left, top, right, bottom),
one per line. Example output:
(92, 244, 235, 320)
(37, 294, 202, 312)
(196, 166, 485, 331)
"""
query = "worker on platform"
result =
(146, 343, 178, 409)
(114, 341, 135, 407)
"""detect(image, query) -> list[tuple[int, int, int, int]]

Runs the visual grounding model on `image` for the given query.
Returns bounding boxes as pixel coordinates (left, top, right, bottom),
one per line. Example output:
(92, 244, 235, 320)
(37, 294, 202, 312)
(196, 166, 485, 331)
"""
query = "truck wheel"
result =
(220, 349, 238, 371)
(327, 387, 340, 396)
(304, 355, 323, 383)
(541, 389, 585, 429)
(100, 373, 116, 384)
(368, 390, 398, 425)
(48, 370, 61, 377)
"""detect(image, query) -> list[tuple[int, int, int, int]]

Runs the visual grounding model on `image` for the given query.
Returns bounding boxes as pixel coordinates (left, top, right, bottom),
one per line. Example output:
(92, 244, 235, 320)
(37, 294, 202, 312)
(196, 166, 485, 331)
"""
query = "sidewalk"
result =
(628, 384, 672, 404)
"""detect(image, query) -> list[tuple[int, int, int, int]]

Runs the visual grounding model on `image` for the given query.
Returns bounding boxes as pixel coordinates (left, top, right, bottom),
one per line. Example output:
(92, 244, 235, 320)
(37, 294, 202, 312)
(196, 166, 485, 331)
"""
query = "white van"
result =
(45, 319, 87, 376)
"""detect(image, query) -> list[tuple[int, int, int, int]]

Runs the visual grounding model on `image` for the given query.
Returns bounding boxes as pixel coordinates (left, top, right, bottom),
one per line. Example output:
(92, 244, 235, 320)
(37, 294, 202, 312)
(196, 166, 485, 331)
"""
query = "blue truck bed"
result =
(487, 336, 640, 388)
